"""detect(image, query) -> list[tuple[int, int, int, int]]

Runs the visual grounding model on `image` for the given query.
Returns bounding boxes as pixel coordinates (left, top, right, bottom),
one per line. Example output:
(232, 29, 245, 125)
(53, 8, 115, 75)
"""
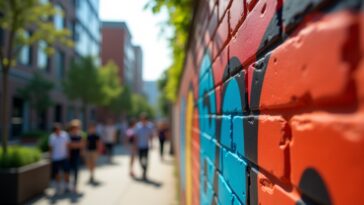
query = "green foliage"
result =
(21, 130, 49, 140)
(146, 0, 193, 102)
(63, 56, 103, 106)
(98, 61, 123, 106)
(0, 0, 73, 67)
(18, 72, 54, 113)
(0, 146, 41, 168)
(158, 70, 171, 117)
(130, 94, 156, 119)
(106, 86, 132, 115)
(37, 134, 49, 153)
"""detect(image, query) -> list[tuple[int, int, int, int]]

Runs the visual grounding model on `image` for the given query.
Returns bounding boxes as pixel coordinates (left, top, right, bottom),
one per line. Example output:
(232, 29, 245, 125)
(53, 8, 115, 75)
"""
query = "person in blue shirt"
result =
(134, 113, 155, 180)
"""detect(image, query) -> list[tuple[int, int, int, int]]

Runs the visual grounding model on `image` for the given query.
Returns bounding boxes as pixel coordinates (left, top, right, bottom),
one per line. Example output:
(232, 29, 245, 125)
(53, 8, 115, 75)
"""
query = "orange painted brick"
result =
(258, 11, 357, 110)
(257, 115, 289, 181)
(290, 112, 364, 205)
(251, 168, 301, 205)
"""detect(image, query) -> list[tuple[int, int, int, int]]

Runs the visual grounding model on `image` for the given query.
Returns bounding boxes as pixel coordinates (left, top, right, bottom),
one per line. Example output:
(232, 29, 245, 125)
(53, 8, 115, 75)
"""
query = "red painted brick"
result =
(213, 11, 229, 59)
(229, 0, 279, 67)
(212, 46, 229, 86)
(208, 5, 219, 40)
(229, 0, 246, 34)
(290, 113, 364, 205)
(258, 11, 357, 110)
(218, 0, 232, 20)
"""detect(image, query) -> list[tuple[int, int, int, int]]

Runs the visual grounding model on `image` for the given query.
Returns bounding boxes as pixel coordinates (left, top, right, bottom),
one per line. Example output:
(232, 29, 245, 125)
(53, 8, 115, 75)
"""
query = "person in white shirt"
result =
(102, 118, 116, 163)
(49, 123, 70, 193)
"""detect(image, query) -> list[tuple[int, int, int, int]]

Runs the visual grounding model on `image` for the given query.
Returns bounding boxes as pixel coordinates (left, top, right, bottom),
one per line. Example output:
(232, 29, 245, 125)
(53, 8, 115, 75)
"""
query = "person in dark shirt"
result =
(85, 123, 101, 183)
(68, 120, 84, 192)
(158, 121, 169, 161)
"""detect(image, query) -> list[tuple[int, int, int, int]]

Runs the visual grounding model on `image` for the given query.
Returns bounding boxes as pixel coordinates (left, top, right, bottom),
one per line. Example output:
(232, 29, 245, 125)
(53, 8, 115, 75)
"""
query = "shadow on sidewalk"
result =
(27, 191, 85, 205)
(132, 177, 163, 188)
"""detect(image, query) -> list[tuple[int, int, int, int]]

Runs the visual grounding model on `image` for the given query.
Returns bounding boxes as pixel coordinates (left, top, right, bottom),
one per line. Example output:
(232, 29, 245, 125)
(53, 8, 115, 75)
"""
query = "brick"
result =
(229, 0, 246, 34)
(355, 60, 364, 108)
(250, 168, 300, 205)
(256, 12, 357, 110)
(208, 5, 219, 40)
(200, 175, 215, 205)
(223, 152, 247, 204)
(232, 116, 244, 157)
(218, 0, 232, 20)
(232, 195, 242, 205)
(257, 115, 289, 180)
(221, 71, 247, 113)
(212, 46, 228, 86)
(213, 11, 229, 59)
(282, 0, 328, 33)
(229, 0, 280, 67)
(218, 173, 233, 204)
(200, 132, 217, 163)
(219, 116, 232, 149)
(290, 113, 364, 205)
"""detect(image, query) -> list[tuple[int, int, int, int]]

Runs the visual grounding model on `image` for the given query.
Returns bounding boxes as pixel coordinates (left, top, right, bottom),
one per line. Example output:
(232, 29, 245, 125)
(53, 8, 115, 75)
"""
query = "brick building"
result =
(101, 21, 143, 94)
(0, 0, 101, 139)
(174, 0, 364, 205)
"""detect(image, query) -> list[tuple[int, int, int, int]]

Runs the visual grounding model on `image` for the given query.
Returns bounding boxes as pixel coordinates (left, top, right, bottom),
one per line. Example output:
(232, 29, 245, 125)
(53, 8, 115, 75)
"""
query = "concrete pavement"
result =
(28, 142, 177, 205)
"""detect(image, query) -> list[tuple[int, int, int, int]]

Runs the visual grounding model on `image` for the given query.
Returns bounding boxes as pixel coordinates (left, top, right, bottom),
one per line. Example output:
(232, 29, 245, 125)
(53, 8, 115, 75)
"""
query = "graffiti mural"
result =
(175, 0, 364, 205)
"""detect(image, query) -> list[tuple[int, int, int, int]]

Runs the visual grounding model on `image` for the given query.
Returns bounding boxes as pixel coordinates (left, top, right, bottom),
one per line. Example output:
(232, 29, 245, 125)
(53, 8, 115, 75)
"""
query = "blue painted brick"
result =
(219, 115, 232, 149)
(200, 175, 215, 205)
(218, 173, 233, 205)
(224, 152, 247, 204)
(200, 134, 216, 164)
(232, 116, 245, 157)
(233, 195, 243, 205)
(221, 76, 245, 114)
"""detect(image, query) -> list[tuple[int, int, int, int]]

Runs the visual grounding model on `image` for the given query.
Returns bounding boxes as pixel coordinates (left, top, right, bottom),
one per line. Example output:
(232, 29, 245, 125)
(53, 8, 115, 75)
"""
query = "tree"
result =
(130, 94, 155, 119)
(158, 70, 172, 117)
(146, 0, 194, 102)
(18, 72, 54, 129)
(0, 0, 73, 153)
(106, 86, 132, 117)
(63, 56, 103, 127)
(98, 61, 123, 107)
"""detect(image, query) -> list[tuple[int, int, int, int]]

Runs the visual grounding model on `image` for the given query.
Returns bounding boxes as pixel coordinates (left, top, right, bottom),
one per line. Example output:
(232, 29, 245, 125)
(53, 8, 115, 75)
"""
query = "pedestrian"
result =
(85, 122, 101, 183)
(126, 119, 137, 177)
(103, 118, 116, 163)
(68, 119, 84, 193)
(134, 113, 155, 180)
(158, 121, 169, 161)
(49, 123, 70, 194)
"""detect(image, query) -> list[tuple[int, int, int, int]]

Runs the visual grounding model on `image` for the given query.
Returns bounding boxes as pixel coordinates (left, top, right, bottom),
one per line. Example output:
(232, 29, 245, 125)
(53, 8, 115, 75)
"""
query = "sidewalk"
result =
(28, 142, 177, 205)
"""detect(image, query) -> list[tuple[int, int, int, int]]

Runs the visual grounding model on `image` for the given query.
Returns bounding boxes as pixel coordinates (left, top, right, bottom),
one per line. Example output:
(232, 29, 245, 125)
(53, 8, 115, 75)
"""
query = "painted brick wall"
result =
(174, 0, 364, 205)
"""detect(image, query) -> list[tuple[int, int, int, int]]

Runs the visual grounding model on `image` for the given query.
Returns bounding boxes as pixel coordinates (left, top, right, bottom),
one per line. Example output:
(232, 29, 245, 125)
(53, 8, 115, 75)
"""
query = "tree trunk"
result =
(1, 67, 9, 154)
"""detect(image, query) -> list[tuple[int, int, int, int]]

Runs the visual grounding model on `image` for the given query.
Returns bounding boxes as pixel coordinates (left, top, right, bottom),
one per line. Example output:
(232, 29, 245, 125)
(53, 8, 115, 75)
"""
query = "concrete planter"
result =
(0, 160, 50, 204)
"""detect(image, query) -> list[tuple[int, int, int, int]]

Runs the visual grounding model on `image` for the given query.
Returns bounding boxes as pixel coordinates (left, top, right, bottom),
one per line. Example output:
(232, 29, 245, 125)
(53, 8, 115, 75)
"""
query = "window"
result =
(37, 41, 48, 71)
(18, 31, 32, 66)
(55, 50, 65, 79)
(54, 4, 65, 30)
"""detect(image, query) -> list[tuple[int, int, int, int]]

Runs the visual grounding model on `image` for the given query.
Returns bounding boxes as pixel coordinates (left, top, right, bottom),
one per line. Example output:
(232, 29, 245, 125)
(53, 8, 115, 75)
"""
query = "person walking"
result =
(103, 118, 116, 163)
(49, 123, 71, 194)
(158, 122, 170, 161)
(68, 119, 84, 193)
(134, 113, 155, 180)
(85, 122, 101, 183)
(126, 119, 137, 177)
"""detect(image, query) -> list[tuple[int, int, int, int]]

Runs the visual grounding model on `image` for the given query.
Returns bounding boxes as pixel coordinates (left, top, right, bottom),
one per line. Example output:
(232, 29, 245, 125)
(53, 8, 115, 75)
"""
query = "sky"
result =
(99, 0, 172, 81)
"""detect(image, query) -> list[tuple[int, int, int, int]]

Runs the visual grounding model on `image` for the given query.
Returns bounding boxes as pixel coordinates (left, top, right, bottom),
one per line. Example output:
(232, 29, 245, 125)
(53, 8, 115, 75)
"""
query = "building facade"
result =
(101, 21, 143, 94)
(0, 0, 101, 139)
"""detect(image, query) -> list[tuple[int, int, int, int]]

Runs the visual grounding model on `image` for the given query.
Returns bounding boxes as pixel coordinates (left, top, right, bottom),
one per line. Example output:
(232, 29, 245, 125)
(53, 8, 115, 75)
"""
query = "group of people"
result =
(49, 120, 101, 194)
(48, 113, 169, 194)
